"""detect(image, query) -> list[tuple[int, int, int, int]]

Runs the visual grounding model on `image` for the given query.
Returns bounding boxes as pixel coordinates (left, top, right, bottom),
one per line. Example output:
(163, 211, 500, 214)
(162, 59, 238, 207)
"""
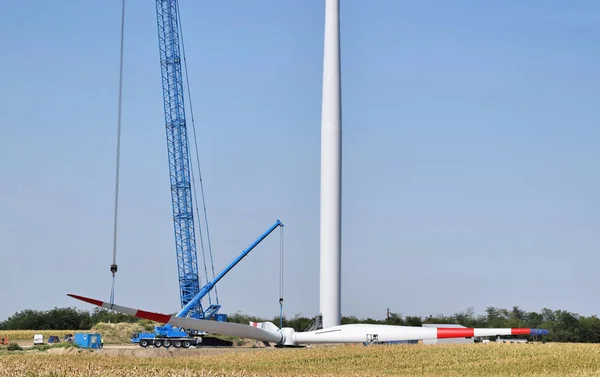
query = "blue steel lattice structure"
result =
(155, 0, 203, 319)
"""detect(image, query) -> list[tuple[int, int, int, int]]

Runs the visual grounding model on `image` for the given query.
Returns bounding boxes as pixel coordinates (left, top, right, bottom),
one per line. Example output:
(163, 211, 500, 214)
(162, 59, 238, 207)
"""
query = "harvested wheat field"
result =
(0, 322, 157, 346)
(1, 342, 600, 376)
(0, 330, 78, 341)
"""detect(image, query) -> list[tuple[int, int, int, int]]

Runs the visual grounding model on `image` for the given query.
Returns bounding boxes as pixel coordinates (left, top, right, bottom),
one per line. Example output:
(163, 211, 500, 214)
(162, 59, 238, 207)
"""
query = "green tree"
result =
(225, 311, 266, 325)
(384, 312, 405, 326)
(579, 315, 600, 343)
(404, 316, 422, 326)
(341, 315, 362, 325)
(541, 308, 556, 323)
(3, 309, 47, 330)
(525, 311, 543, 328)
(90, 307, 139, 325)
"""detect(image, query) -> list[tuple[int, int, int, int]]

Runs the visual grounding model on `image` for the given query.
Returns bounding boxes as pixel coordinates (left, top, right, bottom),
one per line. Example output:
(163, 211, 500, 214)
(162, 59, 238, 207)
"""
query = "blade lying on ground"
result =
(67, 294, 282, 343)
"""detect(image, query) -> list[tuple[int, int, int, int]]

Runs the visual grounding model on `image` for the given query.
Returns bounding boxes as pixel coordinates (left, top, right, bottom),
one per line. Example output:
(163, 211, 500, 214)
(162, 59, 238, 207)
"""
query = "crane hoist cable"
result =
(279, 225, 284, 329)
(110, 0, 126, 308)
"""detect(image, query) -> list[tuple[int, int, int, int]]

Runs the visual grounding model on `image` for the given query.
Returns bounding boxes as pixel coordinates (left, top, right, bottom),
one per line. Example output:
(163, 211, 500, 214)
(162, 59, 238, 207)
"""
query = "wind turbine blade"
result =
(293, 323, 549, 344)
(67, 294, 283, 343)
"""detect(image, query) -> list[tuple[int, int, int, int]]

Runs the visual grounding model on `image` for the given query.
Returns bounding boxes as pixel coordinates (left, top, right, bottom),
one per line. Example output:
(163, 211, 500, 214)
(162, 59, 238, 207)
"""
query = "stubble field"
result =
(1, 342, 600, 376)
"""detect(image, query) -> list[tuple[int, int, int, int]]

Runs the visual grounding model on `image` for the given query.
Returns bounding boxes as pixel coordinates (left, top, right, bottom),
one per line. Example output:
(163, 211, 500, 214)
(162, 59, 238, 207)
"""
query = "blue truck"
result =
(132, 329, 193, 348)
(131, 324, 230, 348)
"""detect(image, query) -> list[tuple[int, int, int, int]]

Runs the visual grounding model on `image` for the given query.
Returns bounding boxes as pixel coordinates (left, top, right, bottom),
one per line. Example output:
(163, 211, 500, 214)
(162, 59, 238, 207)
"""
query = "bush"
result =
(55, 342, 79, 349)
(30, 342, 79, 352)
(32, 344, 51, 351)
(7, 343, 22, 351)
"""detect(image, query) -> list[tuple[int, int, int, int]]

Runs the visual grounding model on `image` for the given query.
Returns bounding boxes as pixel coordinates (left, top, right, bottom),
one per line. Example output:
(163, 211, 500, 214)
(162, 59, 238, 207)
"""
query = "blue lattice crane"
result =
(154, 0, 212, 320)
(107, 0, 286, 348)
(152, 0, 285, 326)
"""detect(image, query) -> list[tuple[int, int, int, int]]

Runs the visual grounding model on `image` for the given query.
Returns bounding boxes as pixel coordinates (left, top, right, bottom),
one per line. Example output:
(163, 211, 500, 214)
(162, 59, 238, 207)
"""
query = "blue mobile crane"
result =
(130, 1, 284, 348)
(131, 219, 284, 348)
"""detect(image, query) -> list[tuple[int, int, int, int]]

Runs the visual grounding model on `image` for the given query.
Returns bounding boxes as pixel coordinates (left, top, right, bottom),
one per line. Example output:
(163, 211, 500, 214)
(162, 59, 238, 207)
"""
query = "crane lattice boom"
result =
(155, 0, 202, 319)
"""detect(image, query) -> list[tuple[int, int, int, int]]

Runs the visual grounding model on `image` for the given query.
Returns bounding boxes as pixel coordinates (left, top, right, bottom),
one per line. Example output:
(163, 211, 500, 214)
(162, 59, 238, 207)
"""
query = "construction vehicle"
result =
(132, 326, 200, 348)
(131, 325, 232, 348)
(126, 1, 284, 347)
(131, 219, 283, 347)
(33, 334, 44, 345)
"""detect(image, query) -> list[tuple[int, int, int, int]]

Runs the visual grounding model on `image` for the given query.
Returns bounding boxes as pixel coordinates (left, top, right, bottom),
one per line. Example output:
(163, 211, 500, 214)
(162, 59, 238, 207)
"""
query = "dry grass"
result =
(89, 322, 146, 344)
(0, 330, 77, 341)
(1, 342, 600, 376)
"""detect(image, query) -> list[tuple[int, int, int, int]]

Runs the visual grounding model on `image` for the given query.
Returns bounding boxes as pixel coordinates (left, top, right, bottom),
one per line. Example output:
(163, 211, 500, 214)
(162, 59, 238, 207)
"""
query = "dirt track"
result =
(9, 341, 328, 359)
(8, 342, 287, 358)
(95, 344, 278, 358)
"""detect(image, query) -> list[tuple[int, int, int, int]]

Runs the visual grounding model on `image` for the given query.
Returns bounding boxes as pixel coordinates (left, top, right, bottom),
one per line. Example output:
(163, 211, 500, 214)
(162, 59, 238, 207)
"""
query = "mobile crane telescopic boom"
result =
(177, 219, 284, 319)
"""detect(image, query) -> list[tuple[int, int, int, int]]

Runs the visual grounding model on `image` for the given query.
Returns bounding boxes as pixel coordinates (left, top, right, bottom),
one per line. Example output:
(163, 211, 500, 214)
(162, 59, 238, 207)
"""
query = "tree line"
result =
(0, 307, 139, 331)
(2, 306, 599, 343)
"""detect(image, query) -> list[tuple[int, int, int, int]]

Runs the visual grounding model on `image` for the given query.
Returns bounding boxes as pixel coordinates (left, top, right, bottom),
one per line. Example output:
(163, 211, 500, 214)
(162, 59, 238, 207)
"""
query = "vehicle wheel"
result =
(139, 340, 149, 348)
(173, 340, 182, 348)
(154, 340, 163, 348)
(182, 340, 191, 348)
(163, 340, 172, 348)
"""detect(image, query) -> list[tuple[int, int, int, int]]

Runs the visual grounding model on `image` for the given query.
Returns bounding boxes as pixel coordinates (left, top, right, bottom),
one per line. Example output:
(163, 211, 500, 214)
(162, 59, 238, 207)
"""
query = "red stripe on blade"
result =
(134, 310, 172, 324)
(67, 294, 104, 307)
(511, 328, 530, 335)
(437, 328, 475, 339)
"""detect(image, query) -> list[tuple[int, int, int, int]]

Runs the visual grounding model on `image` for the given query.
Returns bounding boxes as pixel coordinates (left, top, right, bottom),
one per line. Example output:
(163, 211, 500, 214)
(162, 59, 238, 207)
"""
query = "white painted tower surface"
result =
(319, 0, 342, 329)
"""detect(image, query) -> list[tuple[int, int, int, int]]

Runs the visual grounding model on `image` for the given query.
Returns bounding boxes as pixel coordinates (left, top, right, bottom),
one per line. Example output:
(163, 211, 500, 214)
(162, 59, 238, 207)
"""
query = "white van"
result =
(33, 334, 44, 345)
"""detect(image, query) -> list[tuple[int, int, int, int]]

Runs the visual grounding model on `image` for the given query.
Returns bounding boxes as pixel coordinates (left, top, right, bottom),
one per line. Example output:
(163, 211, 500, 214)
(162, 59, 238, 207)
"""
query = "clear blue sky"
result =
(1, 0, 598, 323)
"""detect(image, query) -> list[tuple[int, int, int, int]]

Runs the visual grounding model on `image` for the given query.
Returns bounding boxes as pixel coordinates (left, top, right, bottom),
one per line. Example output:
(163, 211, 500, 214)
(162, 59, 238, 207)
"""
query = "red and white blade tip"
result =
(67, 293, 172, 324)
(437, 327, 548, 338)
(67, 293, 103, 307)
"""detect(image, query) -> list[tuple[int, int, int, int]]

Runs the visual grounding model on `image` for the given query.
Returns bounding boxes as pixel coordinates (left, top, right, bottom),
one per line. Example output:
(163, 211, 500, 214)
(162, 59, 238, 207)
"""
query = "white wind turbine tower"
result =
(319, 0, 343, 329)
